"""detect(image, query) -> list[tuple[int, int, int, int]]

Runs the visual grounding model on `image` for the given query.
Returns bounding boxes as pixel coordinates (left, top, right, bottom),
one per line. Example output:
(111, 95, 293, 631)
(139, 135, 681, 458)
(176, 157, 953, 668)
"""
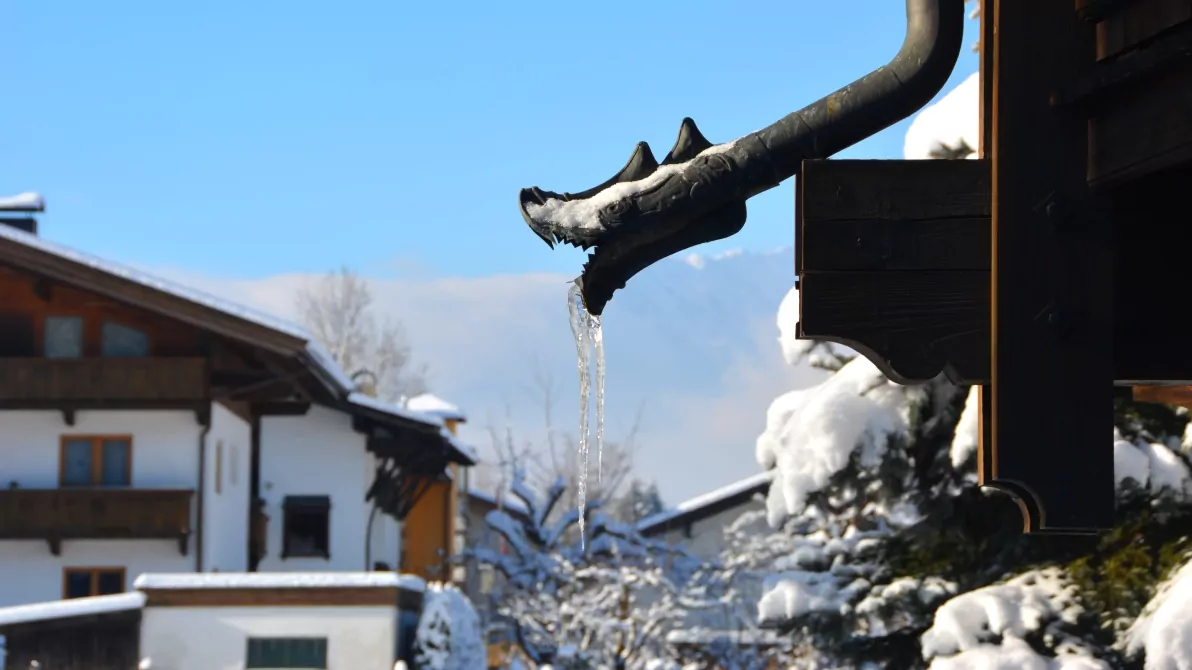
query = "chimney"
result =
(0, 192, 45, 235)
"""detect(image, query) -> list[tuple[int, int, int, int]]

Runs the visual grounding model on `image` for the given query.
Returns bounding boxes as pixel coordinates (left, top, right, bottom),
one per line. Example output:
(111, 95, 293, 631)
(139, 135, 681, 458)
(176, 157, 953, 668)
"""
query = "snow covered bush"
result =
(413, 582, 486, 670)
(469, 466, 710, 669)
(751, 282, 1192, 669)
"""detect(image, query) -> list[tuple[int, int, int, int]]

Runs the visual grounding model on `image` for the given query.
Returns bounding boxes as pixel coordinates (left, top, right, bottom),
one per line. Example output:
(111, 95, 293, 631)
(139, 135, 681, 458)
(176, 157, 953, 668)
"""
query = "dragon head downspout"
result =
(518, 0, 965, 316)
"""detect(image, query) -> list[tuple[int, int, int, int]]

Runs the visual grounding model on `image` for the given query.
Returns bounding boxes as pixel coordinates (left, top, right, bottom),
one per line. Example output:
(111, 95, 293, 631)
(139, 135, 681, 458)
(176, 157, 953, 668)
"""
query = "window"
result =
(245, 637, 327, 669)
(63, 567, 125, 599)
(43, 316, 84, 358)
(0, 312, 34, 356)
(60, 436, 132, 487)
(282, 495, 331, 559)
(100, 321, 149, 357)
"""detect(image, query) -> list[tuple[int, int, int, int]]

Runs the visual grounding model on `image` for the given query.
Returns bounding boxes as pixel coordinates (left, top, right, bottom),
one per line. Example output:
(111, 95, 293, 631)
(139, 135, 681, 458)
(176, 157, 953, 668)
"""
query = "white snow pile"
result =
(523, 140, 739, 231)
(0, 592, 145, 627)
(756, 354, 917, 526)
(921, 568, 1107, 669)
(1114, 437, 1192, 496)
(0, 192, 44, 211)
(413, 582, 486, 670)
(776, 284, 813, 365)
(951, 386, 981, 469)
(758, 570, 851, 622)
(1127, 556, 1192, 669)
(904, 71, 980, 160)
(406, 393, 467, 423)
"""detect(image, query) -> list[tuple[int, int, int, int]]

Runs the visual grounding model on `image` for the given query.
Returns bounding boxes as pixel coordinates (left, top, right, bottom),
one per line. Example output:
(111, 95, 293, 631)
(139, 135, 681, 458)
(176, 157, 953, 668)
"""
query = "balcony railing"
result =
(0, 488, 194, 555)
(0, 357, 207, 407)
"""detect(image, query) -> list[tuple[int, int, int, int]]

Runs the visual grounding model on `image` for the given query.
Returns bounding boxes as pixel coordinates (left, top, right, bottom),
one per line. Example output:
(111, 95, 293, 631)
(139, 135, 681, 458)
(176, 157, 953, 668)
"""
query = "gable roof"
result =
(637, 471, 773, 537)
(0, 224, 476, 465)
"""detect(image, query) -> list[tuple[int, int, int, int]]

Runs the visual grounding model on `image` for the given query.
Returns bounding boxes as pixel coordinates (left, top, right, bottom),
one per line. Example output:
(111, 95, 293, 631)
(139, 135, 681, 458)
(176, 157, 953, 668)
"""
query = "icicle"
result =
(567, 284, 592, 545)
(592, 314, 606, 483)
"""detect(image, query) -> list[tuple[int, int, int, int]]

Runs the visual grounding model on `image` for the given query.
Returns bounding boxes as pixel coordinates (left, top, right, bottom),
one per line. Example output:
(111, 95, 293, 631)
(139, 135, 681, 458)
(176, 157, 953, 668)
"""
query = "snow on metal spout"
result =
(517, 0, 966, 317)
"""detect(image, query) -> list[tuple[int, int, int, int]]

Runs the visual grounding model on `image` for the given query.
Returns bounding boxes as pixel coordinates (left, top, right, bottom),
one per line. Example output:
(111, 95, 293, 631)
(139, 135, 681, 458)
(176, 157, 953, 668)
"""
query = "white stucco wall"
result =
(258, 405, 395, 572)
(140, 605, 397, 670)
(0, 409, 201, 607)
(203, 403, 251, 573)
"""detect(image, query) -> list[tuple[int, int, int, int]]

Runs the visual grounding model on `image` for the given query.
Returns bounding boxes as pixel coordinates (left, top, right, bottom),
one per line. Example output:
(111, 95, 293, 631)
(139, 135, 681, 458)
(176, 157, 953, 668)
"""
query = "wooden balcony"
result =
(0, 488, 194, 555)
(0, 357, 207, 418)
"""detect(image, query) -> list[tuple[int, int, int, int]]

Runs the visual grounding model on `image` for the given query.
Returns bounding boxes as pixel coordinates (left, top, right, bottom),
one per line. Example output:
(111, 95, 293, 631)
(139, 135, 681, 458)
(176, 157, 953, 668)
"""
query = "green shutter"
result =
(245, 637, 328, 669)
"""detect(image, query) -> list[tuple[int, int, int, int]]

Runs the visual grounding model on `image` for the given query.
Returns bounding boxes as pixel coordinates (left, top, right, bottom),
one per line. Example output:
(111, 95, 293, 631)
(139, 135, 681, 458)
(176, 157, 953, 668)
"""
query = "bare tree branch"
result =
(294, 266, 428, 401)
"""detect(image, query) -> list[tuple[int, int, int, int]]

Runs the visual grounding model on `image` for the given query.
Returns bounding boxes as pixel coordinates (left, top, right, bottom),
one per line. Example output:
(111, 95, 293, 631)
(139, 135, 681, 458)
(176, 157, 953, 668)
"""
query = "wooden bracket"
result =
(797, 158, 991, 385)
(61, 408, 77, 427)
(47, 537, 62, 556)
(1133, 385, 1192, 409)
(178, 533, 190, 556)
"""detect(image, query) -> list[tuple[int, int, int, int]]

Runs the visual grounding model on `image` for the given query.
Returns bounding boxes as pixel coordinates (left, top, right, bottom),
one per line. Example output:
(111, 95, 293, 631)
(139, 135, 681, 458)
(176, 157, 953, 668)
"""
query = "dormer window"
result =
(44, 316, 84, 359)
(100, 321, 149, 357)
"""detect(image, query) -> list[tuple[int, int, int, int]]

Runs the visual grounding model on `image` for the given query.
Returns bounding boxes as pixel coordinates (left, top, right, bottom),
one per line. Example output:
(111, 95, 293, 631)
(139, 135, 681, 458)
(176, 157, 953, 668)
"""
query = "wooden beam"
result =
(1133, 385, 1192, 409)
(798, 158, 1192, 387)
(797, 159, 991, 385)
(987, 0, 1114, 533)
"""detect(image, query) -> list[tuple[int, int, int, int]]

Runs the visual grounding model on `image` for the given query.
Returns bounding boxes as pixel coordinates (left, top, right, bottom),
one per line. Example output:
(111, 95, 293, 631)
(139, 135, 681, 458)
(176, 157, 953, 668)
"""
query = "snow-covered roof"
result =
(406, 393, 467, 423)
(0, 191, 45, 212)
(0, 225, 484, 461)
(134, 572, 426, 592)
(0, 222, 353, 389)
(441, 430, 480, 465)
(347, 392, 443, 429)
(638, 471, 773, 535)
(0, 592, 145, 628)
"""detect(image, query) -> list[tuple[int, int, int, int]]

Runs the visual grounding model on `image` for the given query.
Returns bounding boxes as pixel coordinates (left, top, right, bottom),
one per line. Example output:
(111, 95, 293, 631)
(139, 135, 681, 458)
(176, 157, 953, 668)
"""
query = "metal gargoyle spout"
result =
(518, 0, 965, 316)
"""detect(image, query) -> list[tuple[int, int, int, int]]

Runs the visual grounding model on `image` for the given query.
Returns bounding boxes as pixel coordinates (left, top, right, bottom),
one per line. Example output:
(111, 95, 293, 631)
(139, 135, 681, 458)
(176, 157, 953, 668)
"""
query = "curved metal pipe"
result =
(519, 0, 966, 316)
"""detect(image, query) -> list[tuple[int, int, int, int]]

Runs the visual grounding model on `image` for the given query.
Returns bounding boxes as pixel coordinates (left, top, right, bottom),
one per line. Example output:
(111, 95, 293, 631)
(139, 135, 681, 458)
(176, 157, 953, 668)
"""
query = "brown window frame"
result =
(58, 435, 134, 487)
(62, 567, 126, 599)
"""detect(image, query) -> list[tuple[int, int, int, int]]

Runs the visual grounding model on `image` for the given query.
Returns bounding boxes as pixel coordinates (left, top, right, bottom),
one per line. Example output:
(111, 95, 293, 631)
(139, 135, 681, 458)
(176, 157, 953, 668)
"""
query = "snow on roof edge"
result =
(0, 592, 145, 628)
(347, 392, 443, 429)
(405, 393, 467, 422)
(0, 224, 360, 397)
(0, 192, 45, 211)
(133, 572, 426, 592)
(637, 470, 774, 532)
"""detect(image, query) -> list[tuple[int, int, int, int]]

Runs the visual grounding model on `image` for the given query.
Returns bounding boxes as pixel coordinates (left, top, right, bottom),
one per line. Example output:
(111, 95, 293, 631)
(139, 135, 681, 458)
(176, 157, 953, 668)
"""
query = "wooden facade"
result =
(797, 0, 1192, 533)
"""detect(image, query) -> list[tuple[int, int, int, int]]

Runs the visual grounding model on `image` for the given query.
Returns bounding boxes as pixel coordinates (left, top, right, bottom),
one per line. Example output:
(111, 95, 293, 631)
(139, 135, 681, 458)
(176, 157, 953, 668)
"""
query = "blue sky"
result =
(1, 1, 979, 281)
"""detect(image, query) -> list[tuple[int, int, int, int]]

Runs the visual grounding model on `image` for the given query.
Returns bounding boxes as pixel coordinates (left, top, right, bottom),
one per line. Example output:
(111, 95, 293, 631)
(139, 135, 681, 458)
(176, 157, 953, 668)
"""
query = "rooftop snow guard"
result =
(517, 0, 966, 316)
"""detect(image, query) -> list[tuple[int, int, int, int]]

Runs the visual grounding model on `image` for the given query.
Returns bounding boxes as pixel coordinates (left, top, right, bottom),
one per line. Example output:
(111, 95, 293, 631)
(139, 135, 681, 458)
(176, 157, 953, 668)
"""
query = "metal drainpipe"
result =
(196, 416, 212, 572)
(364, 501, 380, 570)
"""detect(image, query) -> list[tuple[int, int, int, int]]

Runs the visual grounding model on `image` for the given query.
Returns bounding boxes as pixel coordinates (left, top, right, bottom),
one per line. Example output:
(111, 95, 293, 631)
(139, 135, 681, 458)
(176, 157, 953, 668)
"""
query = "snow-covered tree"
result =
(613, 479, 667, 525)
(470, 466, 709, 669)
(413, 582, 486, 670)
(752, 274, 1192, 669)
